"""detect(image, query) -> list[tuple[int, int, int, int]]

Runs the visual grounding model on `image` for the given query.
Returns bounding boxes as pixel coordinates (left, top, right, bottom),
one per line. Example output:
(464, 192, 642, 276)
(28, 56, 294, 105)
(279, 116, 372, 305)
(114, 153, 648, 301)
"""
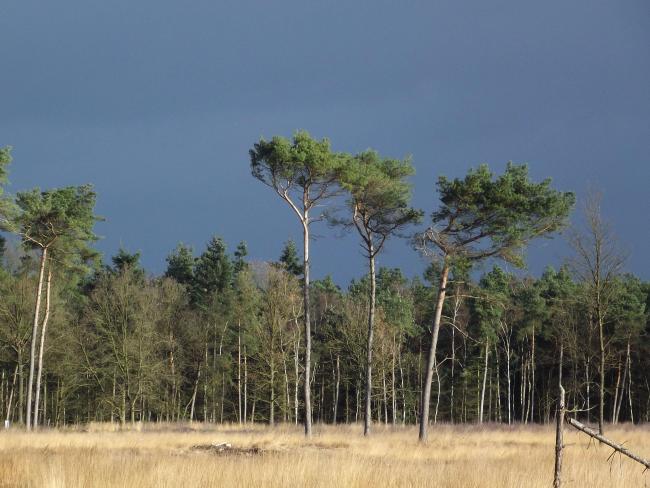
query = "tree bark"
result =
(553, 343, 565, 488)
(419, 262, 449, 442)
(34, 268, 52, 428)
(238, 321, 242, 424)
(567, 417, 650, 469)
(479, 340, 489, 424)
(26, 246, 48, 431)
(302, 217, 312, 437)
(364, 246, 376, 436)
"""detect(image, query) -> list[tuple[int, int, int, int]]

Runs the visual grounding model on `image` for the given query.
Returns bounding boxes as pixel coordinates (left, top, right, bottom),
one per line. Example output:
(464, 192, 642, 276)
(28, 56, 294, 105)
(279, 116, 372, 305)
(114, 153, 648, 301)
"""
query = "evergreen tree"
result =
(278, 240, 302, 277)
(192, 236, 233, 306)
(165, 243, 195, 285)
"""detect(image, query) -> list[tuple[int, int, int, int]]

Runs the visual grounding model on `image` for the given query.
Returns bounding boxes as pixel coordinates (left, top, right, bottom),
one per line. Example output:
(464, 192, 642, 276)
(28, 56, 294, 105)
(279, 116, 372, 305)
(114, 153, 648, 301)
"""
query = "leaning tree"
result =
(13, 184, 99, 430)
(417, 163, 574, 441)
(334, 150, 421, 435)
(249, 130, 342, 437)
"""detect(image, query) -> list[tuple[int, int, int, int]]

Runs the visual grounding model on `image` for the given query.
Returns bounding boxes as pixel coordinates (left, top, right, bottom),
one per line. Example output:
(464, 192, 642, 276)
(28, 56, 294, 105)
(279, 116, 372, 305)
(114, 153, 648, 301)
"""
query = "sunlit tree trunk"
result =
(26, 247, 48, 431)
(34, 268, 52, 428)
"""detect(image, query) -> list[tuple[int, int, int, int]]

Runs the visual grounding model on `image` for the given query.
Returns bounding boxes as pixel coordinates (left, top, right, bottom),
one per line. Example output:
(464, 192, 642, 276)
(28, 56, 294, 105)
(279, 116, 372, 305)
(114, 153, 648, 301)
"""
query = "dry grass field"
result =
(0, 422, 648, 487)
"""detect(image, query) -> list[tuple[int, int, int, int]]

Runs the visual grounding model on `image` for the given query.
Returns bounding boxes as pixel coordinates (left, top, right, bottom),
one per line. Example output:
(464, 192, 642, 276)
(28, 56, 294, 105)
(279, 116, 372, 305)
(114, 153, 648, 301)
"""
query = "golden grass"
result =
(0, 422, 648, 487)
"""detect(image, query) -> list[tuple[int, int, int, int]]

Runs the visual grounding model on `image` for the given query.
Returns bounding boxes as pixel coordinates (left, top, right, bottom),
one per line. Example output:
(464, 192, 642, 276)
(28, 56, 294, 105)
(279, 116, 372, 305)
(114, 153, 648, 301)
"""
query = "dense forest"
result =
(0, 135, 648, 438)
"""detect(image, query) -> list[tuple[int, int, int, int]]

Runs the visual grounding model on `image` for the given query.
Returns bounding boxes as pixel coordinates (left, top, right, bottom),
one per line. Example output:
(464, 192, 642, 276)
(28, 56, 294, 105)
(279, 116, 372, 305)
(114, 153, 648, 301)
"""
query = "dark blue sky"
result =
(1, 1, 648, 283)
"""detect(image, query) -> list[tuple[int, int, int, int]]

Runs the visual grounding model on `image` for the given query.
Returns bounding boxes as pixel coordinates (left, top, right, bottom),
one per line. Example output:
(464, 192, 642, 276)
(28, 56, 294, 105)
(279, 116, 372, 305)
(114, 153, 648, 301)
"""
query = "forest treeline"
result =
(0, 135, 647, 439)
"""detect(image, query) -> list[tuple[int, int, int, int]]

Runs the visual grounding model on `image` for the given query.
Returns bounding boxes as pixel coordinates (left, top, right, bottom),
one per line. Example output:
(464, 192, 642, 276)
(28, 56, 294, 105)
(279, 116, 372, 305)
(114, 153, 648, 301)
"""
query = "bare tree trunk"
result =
(398, 345, 406, 425)
(293, 338, 299, 425)
(479, 340, 489, 424)
(244, 346, 248, 424)
(382, 370, 388, 426)
(238, 321, 242, 424)
(333, 355, 340, 424)
(531, 326, 536, 423)
(5, 365, 18, 426)
(364, 247, 376, 436)
(34, 268, 52, 428)
(391, 340, 397, 426)
(302, 218, 312, 437)
(553, 386, 565, 488)
(270, 359, 275, 425)
(505, 335, 512, 425)
(419, 262, 449, 441)
(189, 365, 201, 422)
(554, 343, 565, 488)
(612, 359, 622, 424)
(598, 311, 605, 434)
(26, 247, 48, 431)
(627, 341, 634, 423)
(567, 417, 650, 469)
(495, 342, 502, 423)
(434, 359, 441, 424)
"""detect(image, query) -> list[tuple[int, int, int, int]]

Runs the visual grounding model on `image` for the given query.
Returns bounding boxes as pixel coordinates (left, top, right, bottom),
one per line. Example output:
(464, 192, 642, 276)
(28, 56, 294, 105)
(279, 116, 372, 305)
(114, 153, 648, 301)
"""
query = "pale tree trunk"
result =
(293, 337, 299, 425)
(333, 355, 340, 424)
(434, 359, 441, 424)
(612, 359, 622, 424)
(302, 217, 312, 437)
(391, 338, 397, 426)
(364, 245, 376, 436)
(34, 268, 53, 428)
(398, 346, 406, 425)
(531, 326, 535, 423)
(283, 353, 290, 422)
(243, 346, 248, 424)
(598, 310, 605, 434)
(189, 365, 201, 422)
(479, 340, 490, 424)
(553, 342, 565, 488)
(495, 342, 501, 423)
(269, 357, 275, 425)
(381, 368, 388, 425)
(419, 263, 449, 441)
(237, 321, 242, 424)
(26, 246, 48, 431)
(505, 333, 512, 425)
(627, 341, 634, 423)
(5, 365, 18, 426)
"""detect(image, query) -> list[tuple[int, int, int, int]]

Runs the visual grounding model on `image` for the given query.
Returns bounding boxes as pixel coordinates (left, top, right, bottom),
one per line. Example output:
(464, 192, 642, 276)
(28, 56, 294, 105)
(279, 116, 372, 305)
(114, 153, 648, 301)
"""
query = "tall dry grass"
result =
(0, 422, 648, 487)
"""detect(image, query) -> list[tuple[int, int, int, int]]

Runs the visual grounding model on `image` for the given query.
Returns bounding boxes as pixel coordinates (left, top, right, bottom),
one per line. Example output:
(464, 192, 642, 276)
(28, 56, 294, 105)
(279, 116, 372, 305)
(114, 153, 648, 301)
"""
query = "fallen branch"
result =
(567, 417, 650, 471)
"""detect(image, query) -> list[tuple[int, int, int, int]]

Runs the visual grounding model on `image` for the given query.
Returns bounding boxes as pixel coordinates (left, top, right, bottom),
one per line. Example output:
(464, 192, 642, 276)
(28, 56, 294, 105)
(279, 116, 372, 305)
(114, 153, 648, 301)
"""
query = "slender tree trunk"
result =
(34, 268, 52, 428)
(18, 349, 23, 425)
(419, 262, 449, 441)
(434, 359, 441, 424)
(398, 346, 406, 425)
(189, 365, 201, 422)
(334, 355, 340, 424)
(270, 357, 275, 426)
(612, 359, 622, 424)
(495, 342, 501, 423)
(598, 310, 605, 434)
(244, 346, 248, 425)
(238, 321, 242, 424)
(5, 365, 18, 426)
(554, 351, 565, 488)
(26, 246, 48, 431)
(302, 218, 312, 437)
(479, 340, 490, 424)
(293, 338, 299, 425)
(505, 336, 512, 425)
(364, 247, 376, 436)
(627, 341, 633, 424)
(531, 326, 536, 423)
(391, 340, 397, 426)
